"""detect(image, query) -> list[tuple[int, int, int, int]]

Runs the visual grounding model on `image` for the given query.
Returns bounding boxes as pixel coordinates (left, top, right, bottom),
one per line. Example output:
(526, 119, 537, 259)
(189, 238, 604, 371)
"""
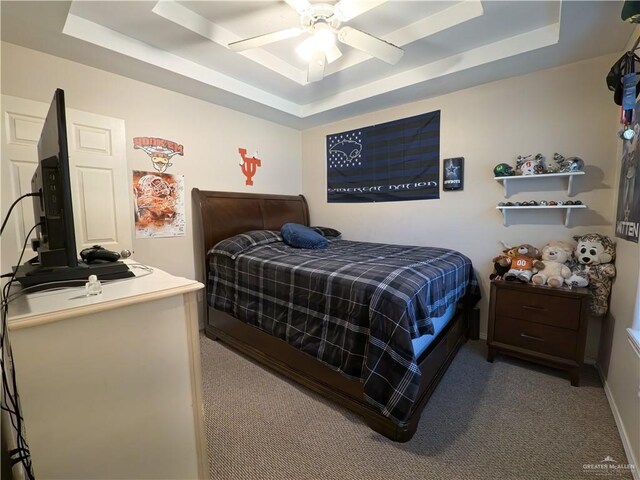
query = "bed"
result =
(193, 189, 480, 442)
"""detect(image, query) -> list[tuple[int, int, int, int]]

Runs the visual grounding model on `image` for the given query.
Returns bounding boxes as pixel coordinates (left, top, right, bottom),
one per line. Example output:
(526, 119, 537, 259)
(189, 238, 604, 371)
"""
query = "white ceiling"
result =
(0, 1, 635, 129)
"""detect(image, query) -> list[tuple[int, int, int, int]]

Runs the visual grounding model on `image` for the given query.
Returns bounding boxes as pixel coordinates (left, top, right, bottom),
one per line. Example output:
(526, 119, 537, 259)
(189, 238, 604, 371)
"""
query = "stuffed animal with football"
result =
(503, 244, 543, 283)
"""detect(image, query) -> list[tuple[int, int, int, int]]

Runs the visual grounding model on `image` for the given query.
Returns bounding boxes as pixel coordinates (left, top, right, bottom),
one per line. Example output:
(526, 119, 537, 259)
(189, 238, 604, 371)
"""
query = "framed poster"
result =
(132, 170, 185, 238)
(443, 157, 464, 191)
(615, 102, 639, 243)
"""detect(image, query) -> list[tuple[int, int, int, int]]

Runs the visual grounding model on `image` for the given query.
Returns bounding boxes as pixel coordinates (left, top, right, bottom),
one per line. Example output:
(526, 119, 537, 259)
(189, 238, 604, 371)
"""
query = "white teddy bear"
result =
(531, 240, 573, 288)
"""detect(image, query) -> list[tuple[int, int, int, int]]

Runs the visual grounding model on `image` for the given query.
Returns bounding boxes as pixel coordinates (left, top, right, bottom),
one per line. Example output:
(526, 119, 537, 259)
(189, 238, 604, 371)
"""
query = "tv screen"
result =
(31, 88, 78, 268)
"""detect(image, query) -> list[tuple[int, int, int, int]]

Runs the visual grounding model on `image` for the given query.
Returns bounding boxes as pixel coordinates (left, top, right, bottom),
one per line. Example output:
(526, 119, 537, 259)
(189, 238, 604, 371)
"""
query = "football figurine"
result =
(493, 163, 515, 177)
(566, 157, 585, 172)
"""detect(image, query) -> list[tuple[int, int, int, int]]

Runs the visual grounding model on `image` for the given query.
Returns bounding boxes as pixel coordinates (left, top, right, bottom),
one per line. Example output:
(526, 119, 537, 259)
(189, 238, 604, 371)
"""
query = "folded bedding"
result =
(208, 231, 479, 426)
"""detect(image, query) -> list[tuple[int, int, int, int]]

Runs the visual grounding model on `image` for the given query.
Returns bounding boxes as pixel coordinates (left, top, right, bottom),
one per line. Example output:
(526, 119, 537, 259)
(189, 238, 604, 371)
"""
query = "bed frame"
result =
(192, 189, 478, 442)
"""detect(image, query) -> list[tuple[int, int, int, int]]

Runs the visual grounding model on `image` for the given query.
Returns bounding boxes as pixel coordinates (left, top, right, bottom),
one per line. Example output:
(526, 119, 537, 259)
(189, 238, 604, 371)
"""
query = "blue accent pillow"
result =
(281, 223, 328, 249)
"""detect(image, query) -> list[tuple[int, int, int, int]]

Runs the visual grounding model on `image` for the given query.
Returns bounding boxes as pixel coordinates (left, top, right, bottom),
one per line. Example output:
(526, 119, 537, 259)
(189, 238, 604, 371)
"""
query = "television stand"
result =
(13, 260, 134, 290)
(6, 266, 206, 478)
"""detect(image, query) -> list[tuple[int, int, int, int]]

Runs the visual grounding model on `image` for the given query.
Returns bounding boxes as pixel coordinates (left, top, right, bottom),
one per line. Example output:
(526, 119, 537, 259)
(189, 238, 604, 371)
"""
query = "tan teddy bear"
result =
(503, 244, 542, 282)
(531, 240, 573, 288)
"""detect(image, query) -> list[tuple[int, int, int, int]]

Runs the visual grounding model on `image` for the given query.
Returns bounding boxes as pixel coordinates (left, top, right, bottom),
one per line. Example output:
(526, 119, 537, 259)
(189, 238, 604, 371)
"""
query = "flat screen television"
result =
(14, 89, 133, 288)
(31, 88, 78, 268)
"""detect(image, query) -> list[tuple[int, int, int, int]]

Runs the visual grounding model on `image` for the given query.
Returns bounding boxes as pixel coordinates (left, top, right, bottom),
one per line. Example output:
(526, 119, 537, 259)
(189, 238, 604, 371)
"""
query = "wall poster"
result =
(326, 111, 440, 203)
(443, 157, 464, 191)
(132, 170, 185, 238)
(133, 137, 184, 173)
(616, 101, 639, 243)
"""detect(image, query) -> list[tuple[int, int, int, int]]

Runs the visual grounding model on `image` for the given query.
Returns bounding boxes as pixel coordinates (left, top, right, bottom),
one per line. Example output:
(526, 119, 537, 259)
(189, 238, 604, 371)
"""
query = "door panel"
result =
(9, 159, 38, 251)
(1, 99, 46, 272)
(66, 108, 131, 254)
(75, 166, 118, 244)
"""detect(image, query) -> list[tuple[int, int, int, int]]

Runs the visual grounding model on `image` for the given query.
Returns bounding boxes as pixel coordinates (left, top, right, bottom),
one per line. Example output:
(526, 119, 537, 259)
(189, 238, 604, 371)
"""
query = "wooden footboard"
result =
(205, 304, 477, 442)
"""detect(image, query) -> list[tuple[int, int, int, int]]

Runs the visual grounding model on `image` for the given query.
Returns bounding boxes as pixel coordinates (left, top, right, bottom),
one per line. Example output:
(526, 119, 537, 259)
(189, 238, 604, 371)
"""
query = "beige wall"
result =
(302, 54, 622, 360)
(1, 42, 302, 290)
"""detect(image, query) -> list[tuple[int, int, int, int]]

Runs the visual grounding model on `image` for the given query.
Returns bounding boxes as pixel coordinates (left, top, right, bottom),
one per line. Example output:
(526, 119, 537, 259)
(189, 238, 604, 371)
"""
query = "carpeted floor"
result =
(199, 336, 632, 480)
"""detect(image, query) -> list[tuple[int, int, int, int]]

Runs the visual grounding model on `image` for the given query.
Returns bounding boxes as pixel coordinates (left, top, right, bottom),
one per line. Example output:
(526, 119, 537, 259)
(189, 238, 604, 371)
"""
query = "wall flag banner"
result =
(326, 111, 440, 203)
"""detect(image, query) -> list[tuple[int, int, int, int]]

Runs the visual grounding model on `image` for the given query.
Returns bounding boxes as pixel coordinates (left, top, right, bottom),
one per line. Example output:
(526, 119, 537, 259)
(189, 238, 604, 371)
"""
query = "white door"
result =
(1, 95, 133, 274)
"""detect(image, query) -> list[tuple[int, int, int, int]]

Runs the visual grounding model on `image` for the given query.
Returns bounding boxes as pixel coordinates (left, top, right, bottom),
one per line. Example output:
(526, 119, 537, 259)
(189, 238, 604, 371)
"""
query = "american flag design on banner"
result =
(326, 111, 440, 203)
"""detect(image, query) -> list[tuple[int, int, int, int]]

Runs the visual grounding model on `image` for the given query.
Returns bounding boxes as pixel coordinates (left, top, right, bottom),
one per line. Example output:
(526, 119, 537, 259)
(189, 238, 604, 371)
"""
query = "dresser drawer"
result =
(493, 315, 578, 359)
(495, 288, 580, 330)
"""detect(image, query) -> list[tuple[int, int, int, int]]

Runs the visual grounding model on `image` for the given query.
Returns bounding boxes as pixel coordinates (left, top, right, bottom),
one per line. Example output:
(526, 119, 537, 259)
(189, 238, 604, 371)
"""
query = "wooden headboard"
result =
(192, 189, 310, 263)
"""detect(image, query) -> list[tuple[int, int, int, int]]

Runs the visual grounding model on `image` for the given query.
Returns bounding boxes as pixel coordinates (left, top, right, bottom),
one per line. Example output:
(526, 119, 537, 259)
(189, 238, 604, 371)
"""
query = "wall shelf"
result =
(496, 204, 587, 227)
(494, 171, 585, 197)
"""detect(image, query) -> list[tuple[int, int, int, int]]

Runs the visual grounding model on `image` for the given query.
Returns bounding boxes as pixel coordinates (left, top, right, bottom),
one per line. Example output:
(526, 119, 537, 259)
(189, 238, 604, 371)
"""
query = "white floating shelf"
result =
(496, 204, 587, 227)
(494, 171, 585, 197)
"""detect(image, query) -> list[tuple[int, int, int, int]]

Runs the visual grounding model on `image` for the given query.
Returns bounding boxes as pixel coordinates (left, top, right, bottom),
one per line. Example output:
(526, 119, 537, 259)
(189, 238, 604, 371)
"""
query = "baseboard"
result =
(595, 363, 639, 480)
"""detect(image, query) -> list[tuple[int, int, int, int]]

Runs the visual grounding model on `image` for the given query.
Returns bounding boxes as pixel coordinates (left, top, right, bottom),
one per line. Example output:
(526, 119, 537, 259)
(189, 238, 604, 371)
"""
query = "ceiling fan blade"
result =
(284, 0, 313, 15)
(337, 26, 404, 64)
(228, 28, 303, 52)
(334, 0, 388, 22)
(307, 50, 326, 83)
(325, 44, 343, 64)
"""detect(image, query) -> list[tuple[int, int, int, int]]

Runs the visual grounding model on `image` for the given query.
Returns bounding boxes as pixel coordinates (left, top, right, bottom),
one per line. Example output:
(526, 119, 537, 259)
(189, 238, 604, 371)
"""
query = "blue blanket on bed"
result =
(208, 234, 479, 426)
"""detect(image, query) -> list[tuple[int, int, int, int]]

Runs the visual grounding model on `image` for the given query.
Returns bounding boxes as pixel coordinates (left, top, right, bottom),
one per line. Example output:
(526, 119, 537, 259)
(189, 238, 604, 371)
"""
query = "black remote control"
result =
(80, 245, 121, 264)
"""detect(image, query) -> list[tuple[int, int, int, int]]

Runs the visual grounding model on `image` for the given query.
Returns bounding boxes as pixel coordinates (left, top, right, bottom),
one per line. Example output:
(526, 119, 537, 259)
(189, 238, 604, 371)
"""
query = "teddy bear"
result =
(490, 249, 511, 280)
(569, 233, 616, 316)
(531, 240, 573, 288)
(503, 244, 542, 282)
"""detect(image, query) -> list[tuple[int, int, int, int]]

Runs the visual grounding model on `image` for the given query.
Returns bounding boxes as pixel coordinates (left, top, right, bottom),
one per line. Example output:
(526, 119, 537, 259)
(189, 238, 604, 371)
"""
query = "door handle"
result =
(520, 333, 545, 342)
(522, 305, 546, 312)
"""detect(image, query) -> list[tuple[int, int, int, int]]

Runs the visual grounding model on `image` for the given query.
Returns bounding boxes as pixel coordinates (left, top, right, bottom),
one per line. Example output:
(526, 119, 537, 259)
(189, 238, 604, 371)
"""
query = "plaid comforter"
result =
(208, 234, 479, 426)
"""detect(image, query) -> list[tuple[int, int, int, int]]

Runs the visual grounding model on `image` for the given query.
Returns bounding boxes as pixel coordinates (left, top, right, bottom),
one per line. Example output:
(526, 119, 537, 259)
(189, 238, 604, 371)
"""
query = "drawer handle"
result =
(522, 305, 547, 312)
(520, 333, 545, 342)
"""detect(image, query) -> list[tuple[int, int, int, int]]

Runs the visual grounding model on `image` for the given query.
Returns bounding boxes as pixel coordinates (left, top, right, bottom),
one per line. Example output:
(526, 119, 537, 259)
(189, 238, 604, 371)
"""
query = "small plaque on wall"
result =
(443, 157, 464, 191)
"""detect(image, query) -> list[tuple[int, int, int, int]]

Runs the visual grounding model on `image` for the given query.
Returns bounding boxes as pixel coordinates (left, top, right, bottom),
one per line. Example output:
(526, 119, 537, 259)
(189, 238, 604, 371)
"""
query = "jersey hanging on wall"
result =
(326, 111, 440, 203)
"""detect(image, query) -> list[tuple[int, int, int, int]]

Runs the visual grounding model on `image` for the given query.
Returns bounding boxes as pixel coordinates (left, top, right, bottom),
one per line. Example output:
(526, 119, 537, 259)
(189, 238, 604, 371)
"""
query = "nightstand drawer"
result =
(494, 315, 578, 359)
(496, 288, 580, 330)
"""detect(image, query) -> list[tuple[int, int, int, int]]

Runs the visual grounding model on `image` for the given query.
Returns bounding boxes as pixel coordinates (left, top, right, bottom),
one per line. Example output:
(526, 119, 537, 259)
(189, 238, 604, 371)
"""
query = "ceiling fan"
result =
(228, 0, 404, 83)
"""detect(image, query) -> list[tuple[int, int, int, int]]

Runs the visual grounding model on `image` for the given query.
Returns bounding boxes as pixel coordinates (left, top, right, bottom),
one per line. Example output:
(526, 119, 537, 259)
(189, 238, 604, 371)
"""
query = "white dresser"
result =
(7, 264, 207, 479)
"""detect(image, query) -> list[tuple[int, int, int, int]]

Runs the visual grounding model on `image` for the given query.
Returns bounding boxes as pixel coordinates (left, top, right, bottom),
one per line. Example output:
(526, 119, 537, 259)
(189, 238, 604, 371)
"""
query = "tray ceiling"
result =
(0, 1, 634, 129)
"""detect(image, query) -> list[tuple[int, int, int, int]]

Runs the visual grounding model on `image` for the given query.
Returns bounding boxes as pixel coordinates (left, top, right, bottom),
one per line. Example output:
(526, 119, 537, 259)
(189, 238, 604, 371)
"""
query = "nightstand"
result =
(487, 280, 591, 386)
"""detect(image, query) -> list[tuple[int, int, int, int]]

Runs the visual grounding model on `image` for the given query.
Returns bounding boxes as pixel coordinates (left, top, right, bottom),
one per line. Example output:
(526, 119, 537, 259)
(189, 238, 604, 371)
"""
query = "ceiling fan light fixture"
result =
(295, 36, 318, 62)
(296, 24, 336, 63)
(313, 23, 336, 51)
(230, 0, 401, 75)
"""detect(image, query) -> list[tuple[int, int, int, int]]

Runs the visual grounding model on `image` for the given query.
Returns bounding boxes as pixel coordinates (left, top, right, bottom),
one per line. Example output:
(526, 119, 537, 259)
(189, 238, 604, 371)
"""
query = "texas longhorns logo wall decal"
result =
(238, 148, 262, 186)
